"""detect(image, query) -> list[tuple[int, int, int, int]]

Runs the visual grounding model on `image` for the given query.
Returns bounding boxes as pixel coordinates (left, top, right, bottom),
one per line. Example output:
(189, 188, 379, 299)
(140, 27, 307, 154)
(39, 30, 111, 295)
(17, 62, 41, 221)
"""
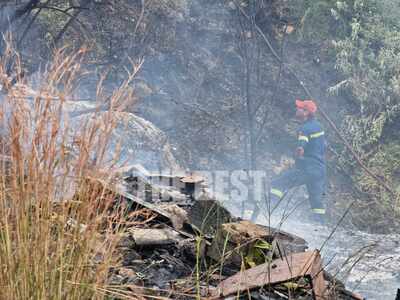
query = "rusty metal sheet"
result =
(213, 250, 327, 300)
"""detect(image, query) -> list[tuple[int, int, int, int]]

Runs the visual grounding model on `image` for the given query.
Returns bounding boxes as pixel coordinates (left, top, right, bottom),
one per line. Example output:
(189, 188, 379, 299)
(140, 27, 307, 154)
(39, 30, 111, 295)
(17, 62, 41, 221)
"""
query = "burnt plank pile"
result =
(90, 164, 365, 300)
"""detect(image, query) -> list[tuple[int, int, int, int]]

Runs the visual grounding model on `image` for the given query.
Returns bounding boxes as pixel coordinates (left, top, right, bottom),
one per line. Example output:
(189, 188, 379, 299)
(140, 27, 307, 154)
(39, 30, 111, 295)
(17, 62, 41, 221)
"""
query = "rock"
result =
(130, 228, 181, 246)
(111, 163, 152, 180)
(0, 96, 182, 173)
(71, 110, 182, 172)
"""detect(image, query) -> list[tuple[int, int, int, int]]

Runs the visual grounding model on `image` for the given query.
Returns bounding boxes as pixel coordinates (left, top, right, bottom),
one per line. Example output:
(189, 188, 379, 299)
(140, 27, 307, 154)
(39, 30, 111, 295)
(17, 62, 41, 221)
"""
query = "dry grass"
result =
(0, 40, 140, 299)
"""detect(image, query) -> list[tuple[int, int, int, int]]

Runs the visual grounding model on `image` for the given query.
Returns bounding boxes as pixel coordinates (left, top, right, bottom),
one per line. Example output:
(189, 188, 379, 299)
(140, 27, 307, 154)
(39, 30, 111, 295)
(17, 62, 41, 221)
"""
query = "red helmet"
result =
(295, 99, 317, 114)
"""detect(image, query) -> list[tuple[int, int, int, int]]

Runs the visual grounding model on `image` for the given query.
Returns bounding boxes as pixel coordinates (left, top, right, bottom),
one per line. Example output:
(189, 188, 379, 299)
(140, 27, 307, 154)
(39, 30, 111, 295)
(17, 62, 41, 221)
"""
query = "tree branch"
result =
(233, 0, 397, 196)
(54, 9, 82, 45)
(11, 0, 40, 22)
(36, 4, 91, 39)
(17, 0, 50, 48)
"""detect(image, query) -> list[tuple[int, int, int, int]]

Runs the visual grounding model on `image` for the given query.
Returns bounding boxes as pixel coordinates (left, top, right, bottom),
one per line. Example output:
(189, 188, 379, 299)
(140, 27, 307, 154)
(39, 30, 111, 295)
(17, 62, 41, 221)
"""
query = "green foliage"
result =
(323, 0, 400, 222)
(332, 1, 400, 113)
(300, 1, 336, 42)
(358, 143, 400, 184)
(289, 0, 400, 224)
(244, 239, 272, 268)
(297, 0, 354, 44)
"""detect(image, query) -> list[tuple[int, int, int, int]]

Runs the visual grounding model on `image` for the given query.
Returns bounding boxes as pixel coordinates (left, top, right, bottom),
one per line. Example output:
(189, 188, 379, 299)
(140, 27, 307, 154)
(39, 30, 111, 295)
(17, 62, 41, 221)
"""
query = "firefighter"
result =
(269, 99, 326, 223)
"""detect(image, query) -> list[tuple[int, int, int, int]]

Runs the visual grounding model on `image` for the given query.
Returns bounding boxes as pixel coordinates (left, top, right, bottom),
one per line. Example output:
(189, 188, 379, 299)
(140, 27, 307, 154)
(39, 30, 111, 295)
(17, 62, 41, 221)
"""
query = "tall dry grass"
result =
(0, 41, 139, 299)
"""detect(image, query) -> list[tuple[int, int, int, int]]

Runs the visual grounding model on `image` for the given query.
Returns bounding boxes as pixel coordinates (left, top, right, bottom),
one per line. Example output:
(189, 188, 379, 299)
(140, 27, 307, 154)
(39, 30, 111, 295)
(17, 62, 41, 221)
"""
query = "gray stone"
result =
(130, 228, 181, 246)
(71, 110, 181, 172)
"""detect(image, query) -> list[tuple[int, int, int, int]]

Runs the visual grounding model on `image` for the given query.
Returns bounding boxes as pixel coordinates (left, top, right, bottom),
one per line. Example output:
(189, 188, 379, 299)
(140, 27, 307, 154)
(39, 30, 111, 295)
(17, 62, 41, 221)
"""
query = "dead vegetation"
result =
(75, 165, 364, 300)
(0, 43, 366, 300)
(0, 41, 139, 299)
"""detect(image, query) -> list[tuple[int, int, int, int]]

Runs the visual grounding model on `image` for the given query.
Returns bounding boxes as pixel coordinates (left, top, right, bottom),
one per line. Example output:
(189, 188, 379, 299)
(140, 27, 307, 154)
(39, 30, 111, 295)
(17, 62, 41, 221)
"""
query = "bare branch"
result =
(35, 4, 91, 40)
(54, 9, 82, 45)
(11, 0, 40, 22)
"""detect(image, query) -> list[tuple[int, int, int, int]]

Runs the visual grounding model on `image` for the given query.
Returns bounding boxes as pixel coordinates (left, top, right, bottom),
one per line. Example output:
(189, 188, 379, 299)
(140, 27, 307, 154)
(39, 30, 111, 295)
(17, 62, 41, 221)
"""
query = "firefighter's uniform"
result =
(270, 117, 326, 215)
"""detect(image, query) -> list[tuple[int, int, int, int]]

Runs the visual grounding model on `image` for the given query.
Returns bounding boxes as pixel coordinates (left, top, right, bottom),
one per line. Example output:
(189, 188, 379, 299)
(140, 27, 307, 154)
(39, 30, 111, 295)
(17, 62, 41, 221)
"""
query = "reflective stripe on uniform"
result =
(312, 208, 326, 214)
(310, 131, 324, 139)
(298, 135, 309, 143)
(270, 188, 284, 199)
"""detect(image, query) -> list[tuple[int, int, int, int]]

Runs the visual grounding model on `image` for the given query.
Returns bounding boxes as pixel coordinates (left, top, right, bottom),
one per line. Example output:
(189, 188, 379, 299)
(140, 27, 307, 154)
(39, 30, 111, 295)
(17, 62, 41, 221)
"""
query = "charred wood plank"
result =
(213, 250, 327, 300)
